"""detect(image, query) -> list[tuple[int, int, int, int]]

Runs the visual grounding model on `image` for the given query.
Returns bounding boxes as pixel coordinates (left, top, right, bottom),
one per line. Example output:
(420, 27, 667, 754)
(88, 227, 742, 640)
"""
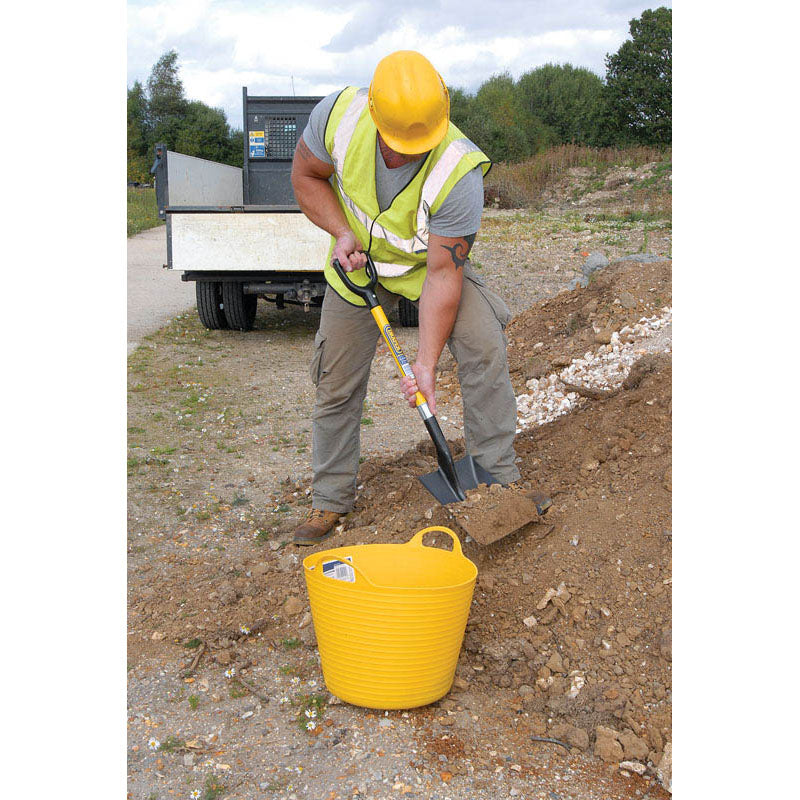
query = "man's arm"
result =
(290, 137, 367, 271)
(400, 231, 476, 413)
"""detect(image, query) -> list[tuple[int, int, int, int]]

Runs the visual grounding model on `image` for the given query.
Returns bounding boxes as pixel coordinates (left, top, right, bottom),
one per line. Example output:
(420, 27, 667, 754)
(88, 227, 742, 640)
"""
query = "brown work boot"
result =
(292, 508, 341, 546)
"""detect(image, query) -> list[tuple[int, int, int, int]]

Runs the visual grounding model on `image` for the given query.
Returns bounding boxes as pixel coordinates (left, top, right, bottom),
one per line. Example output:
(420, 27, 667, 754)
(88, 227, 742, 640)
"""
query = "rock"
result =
(546, 652, 564, 673)
(277, 552, 298, 571)
(298, 624, 316, 647)
(521, 573, 533, 585)
(479, 575, 495, 592)
(619, 730, 649, 761)
(299, 611, 313, 629)
(518, 684, 535, 697)
(619, 760, 646, 775)
(594, 728, 624, 763)
(594, 329, 613, 345)
(183, 753, 195, 767)
(647, 725, 664, 752)
(523, 615, 538, 628)
(215, 649, 232, 666)
(522, 356, 549, 380)
(453, 676, 469, 691)
(657, 742, 672, 792)
(659, 629, 672, 661)
(618, 291, 637, 309)
(284, 596, 304, 616)
(568, 276, 589, 291)
(150, 631, 166, 641)
(217, 581, 237, 605)
(582, 252, 609, 277)
(550, 723, 589, 751)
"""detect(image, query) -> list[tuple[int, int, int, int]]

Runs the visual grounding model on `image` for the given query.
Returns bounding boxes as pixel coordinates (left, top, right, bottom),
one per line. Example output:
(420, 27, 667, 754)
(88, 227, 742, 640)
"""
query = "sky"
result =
(127, 0, 671, 130)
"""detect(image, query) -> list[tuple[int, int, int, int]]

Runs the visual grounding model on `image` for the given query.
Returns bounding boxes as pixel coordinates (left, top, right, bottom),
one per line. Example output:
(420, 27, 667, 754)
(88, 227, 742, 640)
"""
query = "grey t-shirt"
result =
(302, 90, 484, 238)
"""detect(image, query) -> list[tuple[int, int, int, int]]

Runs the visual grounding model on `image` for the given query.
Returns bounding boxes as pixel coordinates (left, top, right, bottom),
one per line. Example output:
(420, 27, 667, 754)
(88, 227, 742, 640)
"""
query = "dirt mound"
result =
(128, 256, 672, 773)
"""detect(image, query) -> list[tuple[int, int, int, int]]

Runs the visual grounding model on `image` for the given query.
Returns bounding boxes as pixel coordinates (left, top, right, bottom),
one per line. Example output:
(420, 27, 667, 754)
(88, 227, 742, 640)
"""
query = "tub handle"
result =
(407, 526, 463, 556)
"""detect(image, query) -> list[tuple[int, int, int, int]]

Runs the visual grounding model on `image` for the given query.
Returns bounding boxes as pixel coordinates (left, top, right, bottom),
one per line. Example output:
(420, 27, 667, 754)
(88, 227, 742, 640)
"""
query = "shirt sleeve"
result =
(300, 90, 342, 165)
(428, 166, 484, 238)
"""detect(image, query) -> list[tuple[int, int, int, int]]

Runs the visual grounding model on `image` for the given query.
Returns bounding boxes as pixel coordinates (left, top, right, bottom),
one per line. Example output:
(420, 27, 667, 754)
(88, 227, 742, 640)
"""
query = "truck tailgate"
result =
(168, 210, 329, 272)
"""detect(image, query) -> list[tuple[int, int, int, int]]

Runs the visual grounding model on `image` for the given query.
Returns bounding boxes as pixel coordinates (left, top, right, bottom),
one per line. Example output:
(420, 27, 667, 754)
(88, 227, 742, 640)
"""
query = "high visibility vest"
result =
(322, 86, 491, 306)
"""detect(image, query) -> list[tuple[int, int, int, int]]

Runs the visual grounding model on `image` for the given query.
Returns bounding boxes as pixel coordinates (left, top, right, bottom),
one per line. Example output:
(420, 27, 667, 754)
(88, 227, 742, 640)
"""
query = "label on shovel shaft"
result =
(382, 324, 414, 376)
(322, 556, 355, 583)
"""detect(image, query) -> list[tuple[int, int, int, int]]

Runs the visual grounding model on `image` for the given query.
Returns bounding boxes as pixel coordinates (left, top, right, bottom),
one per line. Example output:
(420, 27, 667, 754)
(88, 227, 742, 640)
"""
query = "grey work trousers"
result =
(309, 264, 521, 513)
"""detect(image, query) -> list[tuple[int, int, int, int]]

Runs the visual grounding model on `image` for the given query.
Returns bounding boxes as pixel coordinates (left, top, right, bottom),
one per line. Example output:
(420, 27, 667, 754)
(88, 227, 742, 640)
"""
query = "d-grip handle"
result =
(330, 254, 379, 307)
(407, 526, 464, 557)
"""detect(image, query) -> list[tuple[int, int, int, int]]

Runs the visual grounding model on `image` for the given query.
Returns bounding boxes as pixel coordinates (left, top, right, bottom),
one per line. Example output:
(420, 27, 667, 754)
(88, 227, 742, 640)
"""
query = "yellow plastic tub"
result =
(303, 526, 477, 709)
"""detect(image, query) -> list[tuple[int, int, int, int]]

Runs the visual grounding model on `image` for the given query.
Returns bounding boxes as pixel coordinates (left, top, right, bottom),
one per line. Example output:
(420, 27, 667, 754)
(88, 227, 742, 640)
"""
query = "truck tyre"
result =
(398, 297, 419, 327)
(196, 282, 229, 330)
(222, 281, 257, 331)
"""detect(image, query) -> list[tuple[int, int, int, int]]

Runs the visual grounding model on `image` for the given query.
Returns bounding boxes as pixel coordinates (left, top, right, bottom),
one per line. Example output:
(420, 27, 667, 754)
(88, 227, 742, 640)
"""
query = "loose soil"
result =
(128, 166, 671, 800)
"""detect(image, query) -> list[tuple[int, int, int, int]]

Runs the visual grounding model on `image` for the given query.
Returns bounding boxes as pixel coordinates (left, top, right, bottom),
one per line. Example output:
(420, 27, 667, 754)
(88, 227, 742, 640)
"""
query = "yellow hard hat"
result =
(368, 51, 450, 155)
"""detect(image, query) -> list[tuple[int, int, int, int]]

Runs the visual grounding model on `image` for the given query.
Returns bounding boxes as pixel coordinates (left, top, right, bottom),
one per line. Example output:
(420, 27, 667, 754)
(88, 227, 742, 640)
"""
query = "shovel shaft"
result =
(370, 305, 427, 410)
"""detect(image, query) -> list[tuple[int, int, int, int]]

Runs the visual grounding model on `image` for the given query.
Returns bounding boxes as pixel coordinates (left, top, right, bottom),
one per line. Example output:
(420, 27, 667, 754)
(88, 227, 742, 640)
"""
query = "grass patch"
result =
(188, 695, 200, 710)
(281, 637, 301, 650)
(184, 638, 203, 649)
(128, 187, 164, 237)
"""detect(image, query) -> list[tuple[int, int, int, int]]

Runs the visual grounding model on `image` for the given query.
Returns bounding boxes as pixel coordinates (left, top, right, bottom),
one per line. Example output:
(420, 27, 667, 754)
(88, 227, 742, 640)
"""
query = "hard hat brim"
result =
(371, 114, 449, 156)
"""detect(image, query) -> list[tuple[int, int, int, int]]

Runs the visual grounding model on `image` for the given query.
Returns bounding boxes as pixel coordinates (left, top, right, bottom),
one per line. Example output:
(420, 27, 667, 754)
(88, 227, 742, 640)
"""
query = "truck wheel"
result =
(196, 282, 229, 330)
(222, 281, 257, 331)
(398, 297, 419, 327)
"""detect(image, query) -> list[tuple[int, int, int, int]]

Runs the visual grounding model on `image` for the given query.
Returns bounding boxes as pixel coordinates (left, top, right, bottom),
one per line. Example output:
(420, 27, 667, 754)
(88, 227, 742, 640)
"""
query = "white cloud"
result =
(127, 0, 666, 129)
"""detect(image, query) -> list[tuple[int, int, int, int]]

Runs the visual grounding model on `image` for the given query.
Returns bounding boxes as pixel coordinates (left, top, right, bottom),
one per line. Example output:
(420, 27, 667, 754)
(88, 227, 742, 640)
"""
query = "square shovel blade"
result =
(418, 455, 498, 505)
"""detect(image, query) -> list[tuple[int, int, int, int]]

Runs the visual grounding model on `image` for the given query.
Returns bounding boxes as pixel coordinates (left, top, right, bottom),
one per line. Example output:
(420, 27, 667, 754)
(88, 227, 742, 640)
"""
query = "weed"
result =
(254, 529, 270, 545)
(188, 695, 200, 710)
(232, 493, 249, 507)
(184, 638, 203, 649)
(128, 426, 145, 434)
(229, 684, 248, 699)
(360, 417, 373, 426)
(196, 510, 211, 521)
(295, 693, 327, 732)
(282, 637, 301, 650)
(202, 773, 226, 799)
(152, 446, 176, 455)
(158, 735, 186, 752)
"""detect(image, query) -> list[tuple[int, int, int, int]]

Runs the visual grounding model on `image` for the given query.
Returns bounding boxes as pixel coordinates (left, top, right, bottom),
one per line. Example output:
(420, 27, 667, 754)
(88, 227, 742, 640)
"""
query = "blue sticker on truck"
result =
(249, 130, 265, 158)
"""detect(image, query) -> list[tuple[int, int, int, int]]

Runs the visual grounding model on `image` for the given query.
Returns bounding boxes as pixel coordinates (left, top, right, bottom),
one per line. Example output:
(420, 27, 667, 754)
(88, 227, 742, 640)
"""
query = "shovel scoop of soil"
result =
(446, 483, 552, 545)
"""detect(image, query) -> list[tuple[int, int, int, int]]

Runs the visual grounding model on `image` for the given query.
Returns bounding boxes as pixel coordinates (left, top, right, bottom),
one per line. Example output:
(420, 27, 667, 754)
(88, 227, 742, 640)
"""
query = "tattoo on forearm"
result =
(440, 233, 476, 270)
(296, 138, 314, 161)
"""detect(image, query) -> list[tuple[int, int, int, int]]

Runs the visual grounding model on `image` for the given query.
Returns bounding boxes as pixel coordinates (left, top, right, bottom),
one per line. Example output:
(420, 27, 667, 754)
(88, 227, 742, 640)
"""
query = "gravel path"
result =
(128, 225, 195, 354)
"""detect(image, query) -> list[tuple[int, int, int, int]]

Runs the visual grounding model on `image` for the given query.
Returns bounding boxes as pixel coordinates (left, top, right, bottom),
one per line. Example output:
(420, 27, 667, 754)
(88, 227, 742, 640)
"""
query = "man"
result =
(290, 50, 522, 545)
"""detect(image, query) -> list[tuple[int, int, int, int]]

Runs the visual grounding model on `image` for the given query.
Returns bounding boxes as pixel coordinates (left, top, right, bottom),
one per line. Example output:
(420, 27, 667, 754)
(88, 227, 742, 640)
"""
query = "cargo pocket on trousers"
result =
(464, 266, 512, 331)
(310, 331, 327, 386)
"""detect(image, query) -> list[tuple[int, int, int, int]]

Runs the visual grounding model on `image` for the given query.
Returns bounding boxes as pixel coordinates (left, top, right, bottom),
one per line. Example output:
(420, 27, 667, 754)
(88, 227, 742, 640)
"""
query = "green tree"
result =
(174, 101, 231, 162)
(604, 6, 671, 145)
(517, 63, 609, 146)
(127, 80, 151, 182)
(468, 73, 556, 162)
(146, 49, 188, 146)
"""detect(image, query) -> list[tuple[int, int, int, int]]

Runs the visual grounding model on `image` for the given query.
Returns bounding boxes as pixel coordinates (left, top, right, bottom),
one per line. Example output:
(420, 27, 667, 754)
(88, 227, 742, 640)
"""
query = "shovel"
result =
(330, 254, 499, 505)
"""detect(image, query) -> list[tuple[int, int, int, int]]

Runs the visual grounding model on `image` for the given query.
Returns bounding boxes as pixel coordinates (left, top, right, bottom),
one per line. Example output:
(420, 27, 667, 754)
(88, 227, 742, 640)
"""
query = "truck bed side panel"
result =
(166, 152, 243, 207)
